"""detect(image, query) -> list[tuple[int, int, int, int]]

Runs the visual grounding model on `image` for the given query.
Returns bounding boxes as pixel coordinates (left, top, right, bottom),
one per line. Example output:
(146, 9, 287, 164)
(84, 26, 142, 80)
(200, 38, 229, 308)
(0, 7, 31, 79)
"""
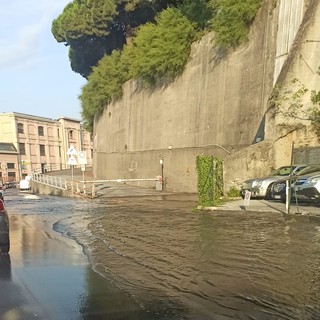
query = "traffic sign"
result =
(67, 155, 78, 165)
(78, 151, 87, 165)
(67, 144, 78, 155)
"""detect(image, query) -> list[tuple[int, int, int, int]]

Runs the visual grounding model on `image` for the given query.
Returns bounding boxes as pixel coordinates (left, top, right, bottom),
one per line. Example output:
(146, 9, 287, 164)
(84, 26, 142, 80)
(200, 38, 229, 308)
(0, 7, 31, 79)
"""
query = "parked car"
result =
(0, 199, 10, 254)
(5, 181, 16, 189)
(271, 164, 320, 202)
(19, 178, 31, 191)
(240, 165, 307, 200)
(293, 171, 320, 203)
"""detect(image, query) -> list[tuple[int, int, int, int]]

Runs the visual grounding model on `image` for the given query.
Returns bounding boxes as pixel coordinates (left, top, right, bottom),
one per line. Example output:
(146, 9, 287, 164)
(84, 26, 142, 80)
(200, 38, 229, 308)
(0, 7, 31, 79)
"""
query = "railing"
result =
(31, 172, 96, 198)
(32, 173, 68, 190)
(31, 173, 161, 198)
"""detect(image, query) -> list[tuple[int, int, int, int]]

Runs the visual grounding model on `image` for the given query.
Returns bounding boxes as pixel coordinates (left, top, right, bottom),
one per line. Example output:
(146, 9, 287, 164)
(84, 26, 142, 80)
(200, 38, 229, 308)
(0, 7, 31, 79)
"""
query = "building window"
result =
(41, 163, 47, 173)
(18, 123, 24, 134)
(19, 143, 26, 155)
(57, 129, 60, 138)
(40, 144, 46, 156)
(7, 163, 15, 169)
(69, 130, 73, 139)
(59, 146, 61, 157)
(21, 161, 27, 170)
(38, 126, 44, 136)
(8, 172, 16, 181)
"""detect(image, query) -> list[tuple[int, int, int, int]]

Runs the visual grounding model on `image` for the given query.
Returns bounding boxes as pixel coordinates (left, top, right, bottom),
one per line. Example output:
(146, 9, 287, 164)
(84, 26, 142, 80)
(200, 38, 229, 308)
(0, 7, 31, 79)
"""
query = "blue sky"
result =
(0, 1, 86, 120)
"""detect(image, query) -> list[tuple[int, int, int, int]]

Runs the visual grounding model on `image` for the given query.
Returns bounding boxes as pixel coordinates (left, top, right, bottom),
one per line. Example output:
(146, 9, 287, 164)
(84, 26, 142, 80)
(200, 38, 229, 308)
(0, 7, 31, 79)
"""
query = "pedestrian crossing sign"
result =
(67, 155, 78, 165)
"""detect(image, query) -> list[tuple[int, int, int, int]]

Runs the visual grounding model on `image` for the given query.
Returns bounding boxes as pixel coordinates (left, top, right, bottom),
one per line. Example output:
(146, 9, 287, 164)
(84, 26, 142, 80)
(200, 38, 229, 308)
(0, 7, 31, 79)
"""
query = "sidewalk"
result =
(212, 197, 320, 217)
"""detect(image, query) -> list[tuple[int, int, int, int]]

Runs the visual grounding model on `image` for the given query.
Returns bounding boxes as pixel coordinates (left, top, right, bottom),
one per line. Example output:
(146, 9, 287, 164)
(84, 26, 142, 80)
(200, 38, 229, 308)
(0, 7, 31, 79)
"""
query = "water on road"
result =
(4, 190, 320, 319)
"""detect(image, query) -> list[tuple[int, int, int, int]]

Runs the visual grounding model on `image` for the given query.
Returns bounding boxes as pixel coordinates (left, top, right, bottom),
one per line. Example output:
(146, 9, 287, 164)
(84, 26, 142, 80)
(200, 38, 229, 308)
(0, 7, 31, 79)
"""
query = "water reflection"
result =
(0, 254, 11, 280)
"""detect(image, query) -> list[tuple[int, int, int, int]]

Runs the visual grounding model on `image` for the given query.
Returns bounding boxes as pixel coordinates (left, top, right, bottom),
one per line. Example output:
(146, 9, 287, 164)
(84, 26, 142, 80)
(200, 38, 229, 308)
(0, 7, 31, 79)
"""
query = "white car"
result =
(293, 173, 320, 202)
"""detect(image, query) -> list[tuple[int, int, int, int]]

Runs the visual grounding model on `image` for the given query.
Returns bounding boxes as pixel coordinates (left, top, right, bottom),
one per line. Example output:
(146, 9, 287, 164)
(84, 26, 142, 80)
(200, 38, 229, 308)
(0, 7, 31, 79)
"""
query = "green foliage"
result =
(52, 0, 116, 41)
(227, 186, 240, 198)
(52, 0, 174, 78)
(271, 75, 320, 138)
(178, 0, 213, 30)
(272, 78, 308, 118)
(196, 155, 223, 207)
(209, 0, 262, 48)
(131, 8, 196, 85)
(80, 48, 131, 131)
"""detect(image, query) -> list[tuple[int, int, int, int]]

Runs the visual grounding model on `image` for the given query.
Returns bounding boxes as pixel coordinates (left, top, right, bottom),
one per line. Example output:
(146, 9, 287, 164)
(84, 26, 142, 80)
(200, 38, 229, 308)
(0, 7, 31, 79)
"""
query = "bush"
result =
(210, 0, 262, 48)
(227, 186, 240, 198)
(130, 8, 196, 86)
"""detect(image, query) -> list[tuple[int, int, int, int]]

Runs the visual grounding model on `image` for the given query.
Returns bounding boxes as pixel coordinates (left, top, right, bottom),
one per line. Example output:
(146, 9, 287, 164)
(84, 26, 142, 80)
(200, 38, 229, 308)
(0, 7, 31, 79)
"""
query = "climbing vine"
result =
(196, 155, 223, 207)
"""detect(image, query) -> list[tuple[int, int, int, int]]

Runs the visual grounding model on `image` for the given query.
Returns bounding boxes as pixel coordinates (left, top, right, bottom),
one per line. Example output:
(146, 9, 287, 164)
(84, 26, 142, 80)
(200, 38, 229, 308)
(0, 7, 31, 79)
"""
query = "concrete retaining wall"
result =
(31, 181, 72, 197)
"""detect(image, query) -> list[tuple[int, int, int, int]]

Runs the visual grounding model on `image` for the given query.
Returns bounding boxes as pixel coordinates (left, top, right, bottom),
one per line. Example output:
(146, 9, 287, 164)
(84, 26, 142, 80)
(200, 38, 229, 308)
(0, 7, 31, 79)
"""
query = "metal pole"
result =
(83, 170, 86, 195)
(286, 142, 294, 215)
(71, 165, 74, 197)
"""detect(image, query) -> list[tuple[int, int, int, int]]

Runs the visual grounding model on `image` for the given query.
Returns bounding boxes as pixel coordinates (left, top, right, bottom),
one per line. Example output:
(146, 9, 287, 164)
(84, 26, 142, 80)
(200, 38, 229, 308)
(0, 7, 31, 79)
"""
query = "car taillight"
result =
(0, 200, 4, 211)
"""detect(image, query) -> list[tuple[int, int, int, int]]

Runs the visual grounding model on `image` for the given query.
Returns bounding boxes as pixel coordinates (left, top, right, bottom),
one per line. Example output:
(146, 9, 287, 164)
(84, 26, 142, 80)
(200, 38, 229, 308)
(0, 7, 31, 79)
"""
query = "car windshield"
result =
(272, 166, 296, 176)
(296, 165, 320, 176)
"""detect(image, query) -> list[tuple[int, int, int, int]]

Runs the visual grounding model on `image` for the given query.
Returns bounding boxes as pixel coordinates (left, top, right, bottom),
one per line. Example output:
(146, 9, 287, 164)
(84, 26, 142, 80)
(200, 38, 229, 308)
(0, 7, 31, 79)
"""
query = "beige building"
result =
(0, 112, 92, 183)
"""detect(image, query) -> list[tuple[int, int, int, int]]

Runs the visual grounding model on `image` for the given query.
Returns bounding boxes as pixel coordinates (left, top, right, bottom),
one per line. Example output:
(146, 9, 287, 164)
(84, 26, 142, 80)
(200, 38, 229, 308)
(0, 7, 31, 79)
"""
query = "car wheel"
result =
(265, 184, 272, 200)
(280, 193, 286, 203)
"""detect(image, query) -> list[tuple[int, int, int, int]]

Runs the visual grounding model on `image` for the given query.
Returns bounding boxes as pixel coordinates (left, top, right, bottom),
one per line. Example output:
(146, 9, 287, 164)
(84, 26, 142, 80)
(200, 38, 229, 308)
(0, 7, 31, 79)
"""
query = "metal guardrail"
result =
(31, 174, 162, 198)
(32, 173, 68, 190)
(31, 173, 96, 198)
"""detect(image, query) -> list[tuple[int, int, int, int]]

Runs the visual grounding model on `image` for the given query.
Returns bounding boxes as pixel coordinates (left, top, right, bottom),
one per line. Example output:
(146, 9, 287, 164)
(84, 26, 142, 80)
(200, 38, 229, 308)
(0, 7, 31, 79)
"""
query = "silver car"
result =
(271, 164, 320, 202)
(293, 172, 320, 202)
(240, 165, 307, 200)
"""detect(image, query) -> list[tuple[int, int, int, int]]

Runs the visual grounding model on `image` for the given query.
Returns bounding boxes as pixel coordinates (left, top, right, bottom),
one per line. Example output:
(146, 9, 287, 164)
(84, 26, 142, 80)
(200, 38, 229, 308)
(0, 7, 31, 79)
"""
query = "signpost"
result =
(67, 145, 78, 196)
(78, 151, 88, 194)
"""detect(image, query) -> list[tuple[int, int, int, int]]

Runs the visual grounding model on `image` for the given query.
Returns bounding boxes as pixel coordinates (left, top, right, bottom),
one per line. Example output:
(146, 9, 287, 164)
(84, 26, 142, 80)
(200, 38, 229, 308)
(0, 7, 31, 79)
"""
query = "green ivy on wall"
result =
(196, 155, 223, 207)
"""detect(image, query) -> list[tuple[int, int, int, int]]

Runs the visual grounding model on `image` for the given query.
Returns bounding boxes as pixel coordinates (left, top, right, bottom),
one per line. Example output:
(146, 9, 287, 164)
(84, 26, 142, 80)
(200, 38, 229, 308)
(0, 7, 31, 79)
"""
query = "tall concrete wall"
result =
(94, 0, 320, 193)
(265, 0, 320, 167)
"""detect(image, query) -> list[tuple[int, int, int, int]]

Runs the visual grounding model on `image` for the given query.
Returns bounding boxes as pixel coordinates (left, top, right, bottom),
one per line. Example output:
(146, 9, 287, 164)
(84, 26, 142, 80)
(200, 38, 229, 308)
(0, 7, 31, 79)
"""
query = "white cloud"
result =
(0, 1, 71, 70)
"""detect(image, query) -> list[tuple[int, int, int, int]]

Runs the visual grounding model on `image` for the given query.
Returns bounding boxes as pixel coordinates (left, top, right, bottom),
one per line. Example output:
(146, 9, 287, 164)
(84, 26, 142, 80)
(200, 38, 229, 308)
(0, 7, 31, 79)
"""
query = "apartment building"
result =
(0, 112, 93, 183)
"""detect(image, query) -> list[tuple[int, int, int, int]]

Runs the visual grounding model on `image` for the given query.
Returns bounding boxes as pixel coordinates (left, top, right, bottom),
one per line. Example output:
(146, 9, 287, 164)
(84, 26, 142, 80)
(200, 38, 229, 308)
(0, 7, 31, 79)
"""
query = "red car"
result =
(0, 199, 10, 254)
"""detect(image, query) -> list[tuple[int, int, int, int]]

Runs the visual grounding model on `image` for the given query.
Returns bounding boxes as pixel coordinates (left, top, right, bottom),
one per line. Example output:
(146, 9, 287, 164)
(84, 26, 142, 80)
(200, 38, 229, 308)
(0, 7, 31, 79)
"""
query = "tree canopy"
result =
(52, 0, 176, 78)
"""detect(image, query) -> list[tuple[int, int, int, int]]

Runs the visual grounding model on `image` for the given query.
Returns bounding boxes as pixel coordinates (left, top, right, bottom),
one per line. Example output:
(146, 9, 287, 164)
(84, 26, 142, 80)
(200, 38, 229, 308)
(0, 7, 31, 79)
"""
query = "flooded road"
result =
(3, 190, 320, 319)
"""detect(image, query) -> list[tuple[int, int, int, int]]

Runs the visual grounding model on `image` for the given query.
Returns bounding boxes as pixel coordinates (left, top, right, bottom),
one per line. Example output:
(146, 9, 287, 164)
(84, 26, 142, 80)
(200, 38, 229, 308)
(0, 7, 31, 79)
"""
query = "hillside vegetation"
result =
(52, 0, 263, 132)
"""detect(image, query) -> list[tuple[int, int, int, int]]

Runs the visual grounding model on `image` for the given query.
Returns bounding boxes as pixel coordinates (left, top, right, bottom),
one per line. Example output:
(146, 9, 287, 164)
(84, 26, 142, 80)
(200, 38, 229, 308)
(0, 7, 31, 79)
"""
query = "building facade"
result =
(0, 112, 93, 183)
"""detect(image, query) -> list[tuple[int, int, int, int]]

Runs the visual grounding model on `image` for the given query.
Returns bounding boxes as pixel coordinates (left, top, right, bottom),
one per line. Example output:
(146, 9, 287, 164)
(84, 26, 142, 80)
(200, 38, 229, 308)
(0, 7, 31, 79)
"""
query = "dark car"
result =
(271, 164, 320, 202)
(0, 199, 10, 254)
